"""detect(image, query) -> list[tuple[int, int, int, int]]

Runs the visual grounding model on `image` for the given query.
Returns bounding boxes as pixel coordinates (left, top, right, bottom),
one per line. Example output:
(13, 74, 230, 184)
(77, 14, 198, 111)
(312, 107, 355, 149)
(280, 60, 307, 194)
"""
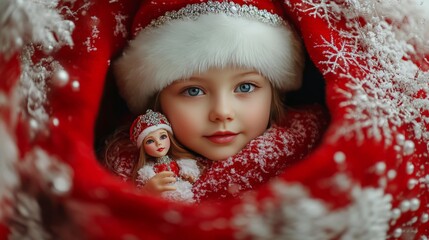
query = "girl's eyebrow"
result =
(188, 71, 261, 81)
(234, 71, 260, 78)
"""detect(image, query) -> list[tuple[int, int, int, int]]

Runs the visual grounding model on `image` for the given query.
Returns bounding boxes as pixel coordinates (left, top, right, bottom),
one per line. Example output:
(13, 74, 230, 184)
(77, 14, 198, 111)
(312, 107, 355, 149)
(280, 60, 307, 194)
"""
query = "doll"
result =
(129, 109, 200, 203)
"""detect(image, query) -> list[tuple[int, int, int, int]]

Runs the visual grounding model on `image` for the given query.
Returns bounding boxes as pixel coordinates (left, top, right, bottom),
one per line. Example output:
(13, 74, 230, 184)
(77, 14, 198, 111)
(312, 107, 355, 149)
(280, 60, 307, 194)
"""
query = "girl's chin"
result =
(201, 151, 241, 161)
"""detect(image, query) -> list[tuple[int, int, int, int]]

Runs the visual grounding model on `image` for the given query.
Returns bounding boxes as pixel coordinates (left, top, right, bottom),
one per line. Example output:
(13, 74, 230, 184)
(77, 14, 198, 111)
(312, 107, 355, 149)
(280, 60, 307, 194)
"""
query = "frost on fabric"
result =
(113, 12, 128, 38)
(0, 0, 77, 133)
(371, 0, 429, 54)
(0, 122, 19, 220)
(0, 0, 77, 226)
(19, 45, 67, 133)
(286, 0, 342, 28)
(232, 180, 392, 240)
(316, 35, 366, 75)
(0, 0, 75, 59)
(7, 193, 52, 240)
(84, 16, 100, 52)
(24, 148, 73, 196)
(193, 110, 323, 201)
(281, 0, 428, 238)
(295, 0, 429, 146)
(7, 148, 73, 239)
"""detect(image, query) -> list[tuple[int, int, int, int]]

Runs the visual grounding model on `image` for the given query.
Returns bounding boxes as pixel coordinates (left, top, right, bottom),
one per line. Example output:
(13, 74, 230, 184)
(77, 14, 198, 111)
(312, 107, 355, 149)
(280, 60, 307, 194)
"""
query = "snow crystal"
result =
(0, 0, 74, 58)
(7, 193, 52, 240)
(316, 35, 366, 74)
(421, 213, 429, 223)
(0, 122, 19, 220)
(31, 148, 73, 195)
(114, 12, 128, 38)
(296, 0, 342, 28)
(71, 80, 80, 91)
(294, 0, 429, 147)
(19, 45, 68, 132)
(4, 147, 72, 239)
(233, 180, 392, 240)
(333, 151, 346, 164)
(84, 16, 100, 52)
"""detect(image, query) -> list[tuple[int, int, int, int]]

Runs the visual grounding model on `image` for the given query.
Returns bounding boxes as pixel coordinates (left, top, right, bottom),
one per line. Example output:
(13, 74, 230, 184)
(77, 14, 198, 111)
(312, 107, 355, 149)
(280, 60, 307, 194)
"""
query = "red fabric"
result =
(1, 0, 428, 239)
(0, 225, 7, 240)
(154, 161, 181, 177)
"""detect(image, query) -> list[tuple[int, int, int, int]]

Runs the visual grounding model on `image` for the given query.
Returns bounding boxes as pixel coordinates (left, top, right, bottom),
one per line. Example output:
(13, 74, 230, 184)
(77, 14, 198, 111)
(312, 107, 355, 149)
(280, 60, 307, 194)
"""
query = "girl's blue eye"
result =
(183, 87, 204, 96)
(235, 83, 255, 93)
(160, 134, 168, 140)
(145, 139, 154, 145)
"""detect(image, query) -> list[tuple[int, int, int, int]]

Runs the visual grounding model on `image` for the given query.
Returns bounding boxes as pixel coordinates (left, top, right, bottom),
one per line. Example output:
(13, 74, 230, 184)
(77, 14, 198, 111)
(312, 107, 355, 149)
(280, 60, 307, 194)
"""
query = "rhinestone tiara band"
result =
(143, 1, 285, 31)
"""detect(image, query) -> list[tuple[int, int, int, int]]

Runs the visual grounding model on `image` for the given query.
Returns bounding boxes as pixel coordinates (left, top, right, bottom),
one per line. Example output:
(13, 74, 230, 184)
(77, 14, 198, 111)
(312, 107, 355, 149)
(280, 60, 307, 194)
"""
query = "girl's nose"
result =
(209, 93, 234, 122)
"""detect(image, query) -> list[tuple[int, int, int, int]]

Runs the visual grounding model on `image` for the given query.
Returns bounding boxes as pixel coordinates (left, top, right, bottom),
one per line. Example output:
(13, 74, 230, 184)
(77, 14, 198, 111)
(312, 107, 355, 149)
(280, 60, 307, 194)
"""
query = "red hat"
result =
(115, 0, 304, 113)
(130, 109, 173, 148)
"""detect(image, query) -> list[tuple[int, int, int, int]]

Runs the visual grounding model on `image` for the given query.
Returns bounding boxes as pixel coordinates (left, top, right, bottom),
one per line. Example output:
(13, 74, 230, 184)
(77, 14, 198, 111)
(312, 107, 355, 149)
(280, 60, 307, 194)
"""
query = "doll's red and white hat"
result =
(130, 109, 173, 147)
(115, 0, 305, 114)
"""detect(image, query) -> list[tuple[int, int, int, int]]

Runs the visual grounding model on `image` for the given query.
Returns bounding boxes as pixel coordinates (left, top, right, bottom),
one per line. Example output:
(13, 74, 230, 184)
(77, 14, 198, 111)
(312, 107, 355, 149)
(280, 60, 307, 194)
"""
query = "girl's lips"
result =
(206, 132, 237, 144)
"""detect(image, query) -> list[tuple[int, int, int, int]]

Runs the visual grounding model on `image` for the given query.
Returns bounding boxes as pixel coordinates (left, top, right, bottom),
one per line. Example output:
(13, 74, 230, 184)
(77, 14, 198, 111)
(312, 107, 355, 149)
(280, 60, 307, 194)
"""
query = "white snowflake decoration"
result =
(316, 35, 366, 74)
(0, 0, 75, 58)
(293, 0, 429, 146)
(232, 180, 392, 240)
(114, 12, 128, 38)
(0, 122, 19, 220)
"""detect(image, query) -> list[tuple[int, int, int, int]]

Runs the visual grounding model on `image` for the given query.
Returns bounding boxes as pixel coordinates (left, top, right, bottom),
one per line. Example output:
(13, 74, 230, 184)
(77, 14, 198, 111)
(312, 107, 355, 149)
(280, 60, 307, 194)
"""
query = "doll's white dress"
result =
(136, 157, 200, 203)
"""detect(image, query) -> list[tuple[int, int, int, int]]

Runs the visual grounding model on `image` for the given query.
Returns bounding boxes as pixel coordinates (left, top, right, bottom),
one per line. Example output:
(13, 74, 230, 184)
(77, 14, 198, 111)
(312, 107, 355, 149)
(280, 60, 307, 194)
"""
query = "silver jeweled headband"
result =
(136, 1, 285, 32)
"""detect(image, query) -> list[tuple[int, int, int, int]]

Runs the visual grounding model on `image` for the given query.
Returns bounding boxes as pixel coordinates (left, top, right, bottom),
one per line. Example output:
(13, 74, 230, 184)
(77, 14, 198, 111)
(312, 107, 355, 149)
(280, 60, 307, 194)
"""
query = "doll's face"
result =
(143, 129, 171, 158)
(159, 66, 272, 161)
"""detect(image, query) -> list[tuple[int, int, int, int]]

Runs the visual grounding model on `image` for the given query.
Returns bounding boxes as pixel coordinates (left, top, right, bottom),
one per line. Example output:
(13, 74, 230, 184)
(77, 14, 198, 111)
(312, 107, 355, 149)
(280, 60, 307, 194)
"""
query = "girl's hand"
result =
(142, 171, 176, 195)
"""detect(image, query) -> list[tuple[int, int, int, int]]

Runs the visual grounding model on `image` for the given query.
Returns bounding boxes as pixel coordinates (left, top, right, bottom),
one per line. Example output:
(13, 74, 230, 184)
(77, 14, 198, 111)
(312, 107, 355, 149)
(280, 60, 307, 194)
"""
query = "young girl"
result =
(108, 0, 307, 198)
(129, 109, 200, 202)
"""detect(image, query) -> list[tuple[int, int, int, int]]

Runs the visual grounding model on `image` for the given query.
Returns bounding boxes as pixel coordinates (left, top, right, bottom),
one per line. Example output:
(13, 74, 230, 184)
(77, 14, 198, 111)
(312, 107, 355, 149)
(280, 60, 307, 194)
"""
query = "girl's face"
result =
(160, 66, 272, 161)
(143, 129, 171, 158)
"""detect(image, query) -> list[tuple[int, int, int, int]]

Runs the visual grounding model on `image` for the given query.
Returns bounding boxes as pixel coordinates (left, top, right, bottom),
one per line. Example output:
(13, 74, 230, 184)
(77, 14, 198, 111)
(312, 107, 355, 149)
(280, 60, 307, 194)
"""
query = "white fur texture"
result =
(136, 161, 196, 203)
(115, 13, 304, 113)
(162, 180, 195, 203)
(177, 158, 200, 180)
(136, 164, 156, 185)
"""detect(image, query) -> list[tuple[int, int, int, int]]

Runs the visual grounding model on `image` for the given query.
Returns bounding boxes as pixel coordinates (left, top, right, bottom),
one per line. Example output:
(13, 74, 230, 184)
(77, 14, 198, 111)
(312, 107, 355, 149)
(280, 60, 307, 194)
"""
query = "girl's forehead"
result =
(190, 66, 259, 77)
(171, 68, 264, 84)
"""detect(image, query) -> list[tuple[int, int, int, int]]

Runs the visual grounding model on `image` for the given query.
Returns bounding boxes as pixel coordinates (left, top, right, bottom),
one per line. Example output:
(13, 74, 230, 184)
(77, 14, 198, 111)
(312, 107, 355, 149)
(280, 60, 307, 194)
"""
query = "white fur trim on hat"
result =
(136, 124, 172, 148)
(115, 13, 304, 113)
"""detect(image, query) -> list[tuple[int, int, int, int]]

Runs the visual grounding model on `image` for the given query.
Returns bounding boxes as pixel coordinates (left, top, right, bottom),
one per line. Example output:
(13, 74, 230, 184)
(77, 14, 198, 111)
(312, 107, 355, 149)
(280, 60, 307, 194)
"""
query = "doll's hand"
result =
(142, 171, 177, 195)
(181, 174, 196, 184)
